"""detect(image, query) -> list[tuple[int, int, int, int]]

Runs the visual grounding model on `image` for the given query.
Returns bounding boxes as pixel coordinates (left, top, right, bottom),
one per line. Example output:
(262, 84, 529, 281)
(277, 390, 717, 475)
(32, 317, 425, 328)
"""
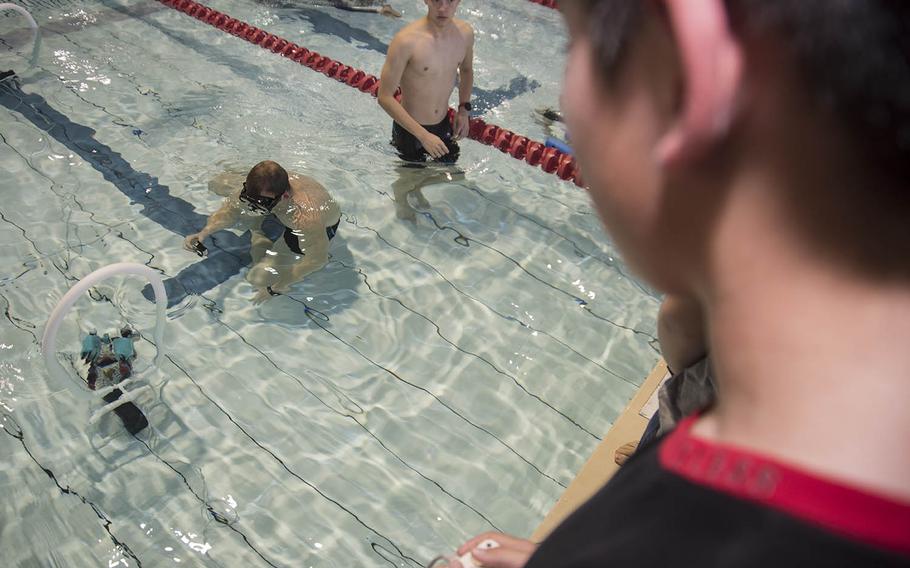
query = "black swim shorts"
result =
(282, 219, 340, 255)
(391, 115, 460, 164)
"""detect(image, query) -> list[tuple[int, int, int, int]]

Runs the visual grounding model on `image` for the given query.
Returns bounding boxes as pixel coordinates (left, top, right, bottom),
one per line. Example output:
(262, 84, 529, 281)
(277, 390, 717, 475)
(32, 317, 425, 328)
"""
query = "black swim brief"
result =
(282, 219, 340, 255)
(391, 115, 460, 164)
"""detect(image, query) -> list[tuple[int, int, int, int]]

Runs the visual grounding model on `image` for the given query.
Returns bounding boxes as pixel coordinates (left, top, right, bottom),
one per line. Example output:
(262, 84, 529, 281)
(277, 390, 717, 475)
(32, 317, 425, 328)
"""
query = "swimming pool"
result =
(0, 0, 660, 565)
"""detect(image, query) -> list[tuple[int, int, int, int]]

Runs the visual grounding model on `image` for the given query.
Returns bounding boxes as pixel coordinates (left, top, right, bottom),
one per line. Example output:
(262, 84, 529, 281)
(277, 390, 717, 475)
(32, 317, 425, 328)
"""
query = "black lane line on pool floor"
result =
(333, 257, 602, 440)
(130, 435, 281, 568)
(0, 90, 569, 523)
(404, 196, 658, 345)
(0, 104, 150, 271)
(164, 355, 463, 567)
(0, 412, 145, 568)
(0, 293, 40, 343)
(373, 187, 659, 352)
(22, 266, 279, 565)
(451, 180, 659, 300)
(1, 108, 609, 494)
(3, 26, 659, 345)
(0, 74, 537, 568)
(175, 319, 505, 532)
(0, 70, 654, 392)
(88, 307, 437, 566)
(345, 213, 645, 389)
(42, 272, 427, 567)
(0, 72, 259, 307)
(272, 286, 568, 489)
(41, 248, 497, 563)
(1, 13, 656, 496)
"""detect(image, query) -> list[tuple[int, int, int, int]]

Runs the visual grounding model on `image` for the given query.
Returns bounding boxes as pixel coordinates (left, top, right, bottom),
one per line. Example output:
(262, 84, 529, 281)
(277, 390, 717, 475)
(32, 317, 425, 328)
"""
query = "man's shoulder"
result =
(290, 174, 334, 201)
(290, 172, 325, 190)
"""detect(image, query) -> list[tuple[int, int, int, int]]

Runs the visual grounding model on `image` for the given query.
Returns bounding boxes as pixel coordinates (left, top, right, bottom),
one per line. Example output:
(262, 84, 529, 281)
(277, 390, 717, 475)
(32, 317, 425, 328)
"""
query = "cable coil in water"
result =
(154, 0, 583, 187)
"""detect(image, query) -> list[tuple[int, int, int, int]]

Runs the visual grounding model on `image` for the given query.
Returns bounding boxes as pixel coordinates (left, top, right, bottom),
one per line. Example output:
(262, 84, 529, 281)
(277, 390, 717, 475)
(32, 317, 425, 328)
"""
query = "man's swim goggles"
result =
(239, 181, 282, 213)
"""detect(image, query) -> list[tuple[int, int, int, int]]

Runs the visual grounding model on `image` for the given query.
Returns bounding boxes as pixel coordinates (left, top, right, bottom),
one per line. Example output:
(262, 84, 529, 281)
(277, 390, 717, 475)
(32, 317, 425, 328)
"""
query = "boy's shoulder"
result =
(454, 18, 474, 37)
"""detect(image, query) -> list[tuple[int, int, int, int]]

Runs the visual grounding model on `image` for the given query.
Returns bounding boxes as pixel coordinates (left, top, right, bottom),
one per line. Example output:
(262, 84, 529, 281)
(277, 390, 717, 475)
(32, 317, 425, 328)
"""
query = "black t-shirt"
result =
(527, 416, 910, 567)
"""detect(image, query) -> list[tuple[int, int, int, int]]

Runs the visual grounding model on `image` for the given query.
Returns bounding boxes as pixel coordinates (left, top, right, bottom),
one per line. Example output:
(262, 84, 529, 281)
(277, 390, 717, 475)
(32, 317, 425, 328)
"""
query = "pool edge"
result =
(532, 359, 670, 541)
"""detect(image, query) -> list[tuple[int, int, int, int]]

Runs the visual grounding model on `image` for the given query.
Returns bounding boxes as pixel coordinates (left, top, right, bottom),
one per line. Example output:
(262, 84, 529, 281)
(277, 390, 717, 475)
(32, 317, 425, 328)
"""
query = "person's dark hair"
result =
(578, 0, 910, 180)
(245, 160, 291, 197)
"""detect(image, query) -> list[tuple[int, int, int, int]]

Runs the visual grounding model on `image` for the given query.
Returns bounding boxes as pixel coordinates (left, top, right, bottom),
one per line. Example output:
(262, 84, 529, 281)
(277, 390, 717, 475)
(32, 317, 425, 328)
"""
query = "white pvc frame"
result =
(41, 263, 167, 425)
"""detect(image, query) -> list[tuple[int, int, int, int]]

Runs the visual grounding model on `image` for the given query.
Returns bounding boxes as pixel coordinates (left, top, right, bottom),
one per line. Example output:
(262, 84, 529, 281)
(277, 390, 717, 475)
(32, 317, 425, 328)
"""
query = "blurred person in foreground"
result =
(447, 0, 910, 566)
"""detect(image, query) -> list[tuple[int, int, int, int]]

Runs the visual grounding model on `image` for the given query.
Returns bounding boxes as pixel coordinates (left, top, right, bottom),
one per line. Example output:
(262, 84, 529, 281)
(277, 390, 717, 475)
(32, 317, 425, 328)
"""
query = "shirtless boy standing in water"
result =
(378, 0, 474, 219)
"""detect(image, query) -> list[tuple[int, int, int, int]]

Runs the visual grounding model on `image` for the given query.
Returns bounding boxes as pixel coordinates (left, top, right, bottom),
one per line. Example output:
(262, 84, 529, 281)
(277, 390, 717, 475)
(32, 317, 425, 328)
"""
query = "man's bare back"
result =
(184, 163, 341, 303)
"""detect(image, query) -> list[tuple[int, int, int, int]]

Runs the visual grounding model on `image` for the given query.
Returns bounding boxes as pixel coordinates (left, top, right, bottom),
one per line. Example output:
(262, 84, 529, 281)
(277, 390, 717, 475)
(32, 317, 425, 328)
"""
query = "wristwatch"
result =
(459, 101, 472, 112)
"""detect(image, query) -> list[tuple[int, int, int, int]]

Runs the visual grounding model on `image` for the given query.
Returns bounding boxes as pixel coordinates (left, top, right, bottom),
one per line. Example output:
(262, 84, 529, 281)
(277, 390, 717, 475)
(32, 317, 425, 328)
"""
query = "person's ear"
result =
(657, 0, 743, 166)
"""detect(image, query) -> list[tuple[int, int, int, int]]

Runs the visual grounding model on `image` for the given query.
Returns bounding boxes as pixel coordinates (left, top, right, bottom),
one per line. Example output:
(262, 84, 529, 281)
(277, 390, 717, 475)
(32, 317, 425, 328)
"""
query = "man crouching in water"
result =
(184, 161, 341, 304)
(378, 0, 474, 220)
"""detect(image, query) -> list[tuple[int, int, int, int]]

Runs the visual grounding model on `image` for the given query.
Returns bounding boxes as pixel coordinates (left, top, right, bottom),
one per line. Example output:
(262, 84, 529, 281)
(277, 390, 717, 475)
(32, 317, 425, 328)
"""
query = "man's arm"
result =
(200, 198, 243, 238)
(277, 226, 330, 286)
(183, 196, 243, 251)
(453, 23, 475, 140)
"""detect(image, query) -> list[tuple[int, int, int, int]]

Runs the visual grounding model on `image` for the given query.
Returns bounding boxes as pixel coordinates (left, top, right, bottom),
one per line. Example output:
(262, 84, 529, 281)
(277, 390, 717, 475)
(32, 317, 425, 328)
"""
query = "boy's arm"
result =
(453, 23, 475, 139)
(378, 34, 426, 138)
(378, 32, 449, 157)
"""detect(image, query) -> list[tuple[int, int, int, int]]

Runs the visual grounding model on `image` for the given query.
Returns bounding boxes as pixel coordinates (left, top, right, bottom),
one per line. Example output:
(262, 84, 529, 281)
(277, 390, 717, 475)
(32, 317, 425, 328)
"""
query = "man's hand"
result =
(251, 288, 272, 305)
(614, 440, 639, 466)
(420, 132, 450, 159)
(452, 533, 537, 568)
(184, 233, 204, 252)
(252, 283, 290, 305)
(453, 109, 470, 140)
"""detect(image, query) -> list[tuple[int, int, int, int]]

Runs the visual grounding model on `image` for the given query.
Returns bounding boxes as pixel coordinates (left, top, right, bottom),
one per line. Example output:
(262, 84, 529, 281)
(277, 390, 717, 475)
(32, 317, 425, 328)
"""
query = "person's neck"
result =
(692, 173, 910, 501)
(423, 14, 453, 36)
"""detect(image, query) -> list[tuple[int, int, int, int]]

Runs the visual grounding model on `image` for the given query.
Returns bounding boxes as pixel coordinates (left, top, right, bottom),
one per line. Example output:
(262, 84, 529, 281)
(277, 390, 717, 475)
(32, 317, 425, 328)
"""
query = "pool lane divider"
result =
(528, 0, 559, 9)
(153, 0, 583, 187)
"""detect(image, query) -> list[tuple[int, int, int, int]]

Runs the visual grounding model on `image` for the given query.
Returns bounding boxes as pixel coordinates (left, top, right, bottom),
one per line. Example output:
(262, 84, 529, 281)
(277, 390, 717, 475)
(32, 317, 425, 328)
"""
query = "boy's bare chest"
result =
(406, 37, 465, 80)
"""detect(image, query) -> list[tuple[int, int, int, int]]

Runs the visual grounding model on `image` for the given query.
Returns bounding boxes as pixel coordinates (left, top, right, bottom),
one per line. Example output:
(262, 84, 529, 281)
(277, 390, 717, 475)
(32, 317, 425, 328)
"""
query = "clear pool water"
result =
(0, 0, 660, 565)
